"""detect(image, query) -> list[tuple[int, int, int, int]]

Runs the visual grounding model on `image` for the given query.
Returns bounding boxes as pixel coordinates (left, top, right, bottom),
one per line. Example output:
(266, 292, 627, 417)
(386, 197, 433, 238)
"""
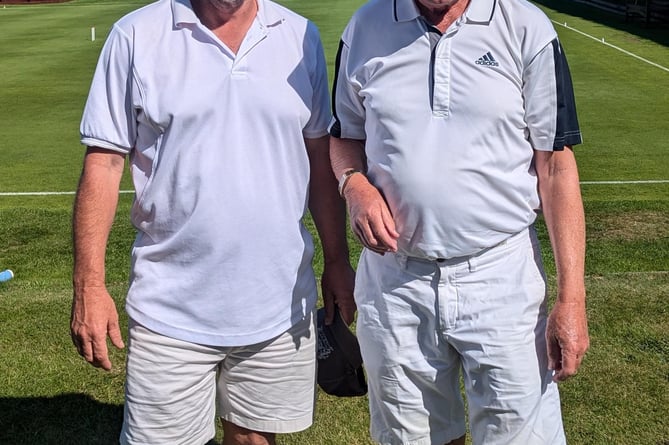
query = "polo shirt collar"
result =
(392, 0, 496, 25)
(257, 0, 284, 27)
(172, 0, 197, 27)
(393, 0, 420, 22)
(171, 0, 283, 29)
(464, 0, 496, 24)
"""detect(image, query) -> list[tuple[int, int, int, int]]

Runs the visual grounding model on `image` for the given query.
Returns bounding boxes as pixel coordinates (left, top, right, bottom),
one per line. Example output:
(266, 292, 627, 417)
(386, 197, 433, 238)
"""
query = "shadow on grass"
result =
(0, 393, 123, 445)
(533, 0, 669, 47)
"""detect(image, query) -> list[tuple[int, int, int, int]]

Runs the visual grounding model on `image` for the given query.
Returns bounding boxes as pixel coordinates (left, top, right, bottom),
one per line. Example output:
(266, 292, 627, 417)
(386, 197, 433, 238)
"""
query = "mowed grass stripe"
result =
(552, 20, 669, 72)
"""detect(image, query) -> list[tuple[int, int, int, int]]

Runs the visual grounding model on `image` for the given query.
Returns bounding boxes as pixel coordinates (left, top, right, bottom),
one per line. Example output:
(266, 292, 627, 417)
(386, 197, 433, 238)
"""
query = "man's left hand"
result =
(321, 259, 356, 325)
(546, 299, 589, 382)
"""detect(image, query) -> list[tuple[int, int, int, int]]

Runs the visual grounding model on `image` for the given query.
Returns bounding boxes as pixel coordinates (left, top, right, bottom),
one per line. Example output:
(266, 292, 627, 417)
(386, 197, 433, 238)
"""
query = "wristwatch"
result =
(338, 169, 363, 197)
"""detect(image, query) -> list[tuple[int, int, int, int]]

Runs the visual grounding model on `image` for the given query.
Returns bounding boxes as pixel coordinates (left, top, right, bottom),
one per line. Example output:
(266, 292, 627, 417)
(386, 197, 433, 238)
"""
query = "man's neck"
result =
(191, 0, 258, 53)
(416, 0, 469, 32)
(191, 0, 257, 30)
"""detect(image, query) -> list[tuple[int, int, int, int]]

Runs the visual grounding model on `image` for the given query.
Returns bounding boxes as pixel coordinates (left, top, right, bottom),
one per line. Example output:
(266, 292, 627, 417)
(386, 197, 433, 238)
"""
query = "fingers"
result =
(351, 208, 398, 254)
(72, 329, 113, 371)
(345, 180, 399, 254)
(323, 290, 336, 325)
(77, 337, 94, 365)
(547, 333, 588, 382)
(358, 225, 397, 253)
(353, 222, 387, 254)
(70, 292, 124, 371)
(546, 336, 560, 374)
(337, 300, 356, 326)
(323, 295, 355, 326)
(108, 317, 126, 350)
(92, 337, 112, 371)
(551, 348, 586, 382)
(545, 300, 589, 382)
(321, 261, 356, 326)
(556, 352, 584, 382)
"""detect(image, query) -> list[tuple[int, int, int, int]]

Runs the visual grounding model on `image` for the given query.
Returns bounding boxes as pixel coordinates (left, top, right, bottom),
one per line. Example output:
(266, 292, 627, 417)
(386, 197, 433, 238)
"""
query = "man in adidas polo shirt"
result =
(330, 0, 589, 444)
(71, 0, 356, 444)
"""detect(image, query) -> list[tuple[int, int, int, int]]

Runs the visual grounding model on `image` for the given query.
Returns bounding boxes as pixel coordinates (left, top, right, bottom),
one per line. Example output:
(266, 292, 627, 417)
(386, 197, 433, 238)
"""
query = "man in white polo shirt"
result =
(330, 0, 589, 444)
(70, 0, 355, 444)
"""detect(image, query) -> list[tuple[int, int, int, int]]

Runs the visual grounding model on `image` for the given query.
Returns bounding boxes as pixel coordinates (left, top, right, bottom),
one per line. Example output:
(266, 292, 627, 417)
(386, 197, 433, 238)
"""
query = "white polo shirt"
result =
(330, 0, 582, 259)
(80, 0, 331, 346)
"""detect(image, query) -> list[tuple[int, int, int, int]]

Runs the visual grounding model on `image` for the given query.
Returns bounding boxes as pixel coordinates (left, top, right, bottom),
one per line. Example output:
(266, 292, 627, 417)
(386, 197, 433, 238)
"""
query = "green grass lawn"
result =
(1, 1, 667, 444)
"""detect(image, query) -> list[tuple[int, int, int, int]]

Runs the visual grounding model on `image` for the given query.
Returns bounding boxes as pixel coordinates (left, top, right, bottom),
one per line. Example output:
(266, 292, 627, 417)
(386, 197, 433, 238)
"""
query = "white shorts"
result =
(355, 227, 566, 445)
(120, 311, 316, 445)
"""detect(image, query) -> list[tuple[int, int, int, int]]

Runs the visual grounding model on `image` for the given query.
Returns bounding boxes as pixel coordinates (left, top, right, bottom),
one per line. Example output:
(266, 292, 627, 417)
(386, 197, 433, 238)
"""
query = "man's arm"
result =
(330, 136, 399, 255)
(71, 147, 126, 371)
(306, 135, 356, 325)
(535, 148, 589, 382)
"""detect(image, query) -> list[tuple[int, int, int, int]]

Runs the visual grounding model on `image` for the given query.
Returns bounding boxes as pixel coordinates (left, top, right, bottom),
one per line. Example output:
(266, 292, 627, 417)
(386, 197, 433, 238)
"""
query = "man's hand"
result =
(70, 286, 125, 371)
(71, 147, 126, 371)
(321, 259, 356, 326)
(343, 174, 399, 255)
(546, 299, 589, 382)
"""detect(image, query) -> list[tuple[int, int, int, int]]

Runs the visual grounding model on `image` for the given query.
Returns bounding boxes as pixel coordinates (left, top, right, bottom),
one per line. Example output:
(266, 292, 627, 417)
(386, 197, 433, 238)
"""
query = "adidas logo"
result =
(475, 51, 499, 67)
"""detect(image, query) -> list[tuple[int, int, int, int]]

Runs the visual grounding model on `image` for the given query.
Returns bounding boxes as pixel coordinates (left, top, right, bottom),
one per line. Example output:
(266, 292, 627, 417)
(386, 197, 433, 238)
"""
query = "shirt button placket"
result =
(432, 38, 451, 118)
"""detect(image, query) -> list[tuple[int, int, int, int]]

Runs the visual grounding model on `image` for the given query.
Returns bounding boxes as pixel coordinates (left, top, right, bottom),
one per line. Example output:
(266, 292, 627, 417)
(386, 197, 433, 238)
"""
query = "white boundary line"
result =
(594, 271, 669, 276)
(580, 180, 669, 185)
(0, 191, 135, 196)
(0, 181, 667, 196)
(552, 20, 669, 73)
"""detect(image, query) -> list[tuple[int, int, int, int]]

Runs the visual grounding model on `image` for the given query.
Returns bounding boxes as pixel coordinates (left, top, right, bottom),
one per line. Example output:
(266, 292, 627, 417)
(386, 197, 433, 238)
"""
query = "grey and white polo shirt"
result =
(330, 0, 583, 259)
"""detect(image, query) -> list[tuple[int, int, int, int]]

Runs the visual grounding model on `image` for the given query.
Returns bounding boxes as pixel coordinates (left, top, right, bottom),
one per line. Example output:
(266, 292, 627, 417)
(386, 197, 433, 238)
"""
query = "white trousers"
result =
(356, 227, 566, 445)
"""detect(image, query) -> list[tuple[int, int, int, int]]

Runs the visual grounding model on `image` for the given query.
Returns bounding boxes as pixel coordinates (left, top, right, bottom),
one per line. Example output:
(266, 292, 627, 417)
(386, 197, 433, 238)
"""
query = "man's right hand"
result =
(70, 287, 125, 371)
(343, 174, 399, 255)
(71, 147, 126, 371)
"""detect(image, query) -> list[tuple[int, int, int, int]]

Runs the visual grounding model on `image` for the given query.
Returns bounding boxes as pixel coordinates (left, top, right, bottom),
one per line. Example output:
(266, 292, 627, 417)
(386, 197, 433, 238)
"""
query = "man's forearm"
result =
(72, 148, 126, 290)
(330, 136, 366, 180)
(537, 149, 586, 301)
(306, 136, 350, 263)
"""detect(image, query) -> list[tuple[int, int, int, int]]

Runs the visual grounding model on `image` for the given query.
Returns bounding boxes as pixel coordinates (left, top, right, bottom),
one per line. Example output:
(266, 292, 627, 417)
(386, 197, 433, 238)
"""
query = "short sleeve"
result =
(80, 24, 138, 153)
(523, 38, 582, 151)
(329, 36, 367, 140)
(302, 22, 331, 139)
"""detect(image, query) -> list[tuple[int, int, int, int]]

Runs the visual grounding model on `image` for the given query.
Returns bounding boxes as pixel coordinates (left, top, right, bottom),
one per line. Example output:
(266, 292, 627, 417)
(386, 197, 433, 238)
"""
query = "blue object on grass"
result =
(0, 269, 14, 283)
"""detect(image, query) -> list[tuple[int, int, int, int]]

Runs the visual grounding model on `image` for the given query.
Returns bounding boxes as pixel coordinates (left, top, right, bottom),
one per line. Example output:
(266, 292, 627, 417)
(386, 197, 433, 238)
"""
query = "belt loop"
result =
(468, 256, 477, 273)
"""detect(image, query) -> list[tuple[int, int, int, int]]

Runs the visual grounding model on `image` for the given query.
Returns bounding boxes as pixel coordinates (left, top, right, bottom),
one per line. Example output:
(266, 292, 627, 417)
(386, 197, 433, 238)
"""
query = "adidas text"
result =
(475, 51, 499, 67)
